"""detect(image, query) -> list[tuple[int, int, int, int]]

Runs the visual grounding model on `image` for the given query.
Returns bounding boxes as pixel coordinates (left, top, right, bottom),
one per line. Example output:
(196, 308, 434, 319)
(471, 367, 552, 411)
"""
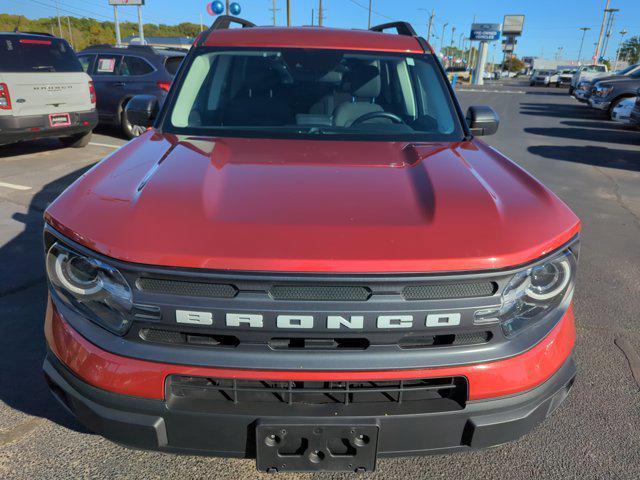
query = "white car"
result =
(0, 32, 97, 147)
(610, 96, 638, 124)
(569, 64, 608, 94)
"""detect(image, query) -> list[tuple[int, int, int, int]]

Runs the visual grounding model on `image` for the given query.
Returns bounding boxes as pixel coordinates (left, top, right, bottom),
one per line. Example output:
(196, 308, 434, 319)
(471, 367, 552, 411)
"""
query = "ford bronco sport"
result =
(0, 32, 97, 147)
(43, 17, 580, 473)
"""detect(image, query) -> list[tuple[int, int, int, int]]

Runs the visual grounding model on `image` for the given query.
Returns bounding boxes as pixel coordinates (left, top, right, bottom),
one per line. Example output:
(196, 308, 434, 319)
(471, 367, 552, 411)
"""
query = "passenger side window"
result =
(78, 54, 94, 73)
(95, 55, 121, 76)
(122, 56, 154, 76)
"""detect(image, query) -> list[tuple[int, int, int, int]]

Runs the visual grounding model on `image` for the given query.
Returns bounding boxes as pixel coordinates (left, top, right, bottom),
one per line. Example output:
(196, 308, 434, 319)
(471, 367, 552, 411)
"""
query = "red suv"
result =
(43, 17, 580, 473)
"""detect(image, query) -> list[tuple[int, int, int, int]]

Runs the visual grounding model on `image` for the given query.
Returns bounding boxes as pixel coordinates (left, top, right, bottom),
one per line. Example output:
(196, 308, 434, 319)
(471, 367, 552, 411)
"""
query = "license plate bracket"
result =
(256, 423, 379, 473)
(49, 113, 71, 127)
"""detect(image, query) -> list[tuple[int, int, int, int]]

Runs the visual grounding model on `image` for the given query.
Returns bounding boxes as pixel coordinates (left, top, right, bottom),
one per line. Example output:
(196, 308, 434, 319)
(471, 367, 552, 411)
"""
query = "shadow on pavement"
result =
(524, 126, 640, 146)
(520, 102, 605, 120)
(0, 165, 94, 432)
(528, 145, 640, 172)
(561, 120, 635, 130)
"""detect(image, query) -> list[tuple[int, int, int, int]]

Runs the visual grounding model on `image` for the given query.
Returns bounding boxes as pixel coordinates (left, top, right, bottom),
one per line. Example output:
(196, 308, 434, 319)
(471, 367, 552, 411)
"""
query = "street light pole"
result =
(614, 29, 628, 71)
(368, 0, 372, 29)
(601, 8, 619, 60)
(287, 0, 291, 26)
(427, 9, 434, 43)
(440, 22, 448, 57)
(577, 27, 590, 65)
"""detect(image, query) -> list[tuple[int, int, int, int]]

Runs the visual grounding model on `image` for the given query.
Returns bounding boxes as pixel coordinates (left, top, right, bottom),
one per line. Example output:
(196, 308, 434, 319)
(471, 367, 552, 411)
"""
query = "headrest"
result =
(348, 64, 381, 99)
(317, 70, 342, 85)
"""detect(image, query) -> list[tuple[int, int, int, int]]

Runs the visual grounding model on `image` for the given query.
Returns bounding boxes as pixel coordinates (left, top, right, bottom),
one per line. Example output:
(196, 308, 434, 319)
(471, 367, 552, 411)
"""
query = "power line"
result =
(346, 0, 393, 22)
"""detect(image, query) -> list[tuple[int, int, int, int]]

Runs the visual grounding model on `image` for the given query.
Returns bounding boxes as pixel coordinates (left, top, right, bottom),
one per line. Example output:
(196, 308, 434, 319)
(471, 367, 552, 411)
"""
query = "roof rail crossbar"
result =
(369, 21, 417, 37)
(211, 15, 256, 30)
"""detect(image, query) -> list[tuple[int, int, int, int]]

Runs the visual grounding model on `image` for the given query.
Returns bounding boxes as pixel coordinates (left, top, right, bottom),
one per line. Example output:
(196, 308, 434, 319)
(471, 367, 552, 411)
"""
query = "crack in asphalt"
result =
(615, 338, 640, 391)
(593, 166, 640, 231)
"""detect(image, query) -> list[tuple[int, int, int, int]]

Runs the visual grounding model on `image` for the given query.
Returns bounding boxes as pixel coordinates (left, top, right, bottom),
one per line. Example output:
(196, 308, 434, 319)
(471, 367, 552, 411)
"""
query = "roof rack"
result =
(369, 21, 417, 37)
(211, 15, 256, 30)
(196, 15, 256, 47)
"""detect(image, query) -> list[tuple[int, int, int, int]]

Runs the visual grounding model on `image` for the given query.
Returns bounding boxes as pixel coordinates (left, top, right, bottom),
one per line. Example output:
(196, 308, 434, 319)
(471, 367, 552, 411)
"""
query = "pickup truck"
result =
(569, 64, 608, 95)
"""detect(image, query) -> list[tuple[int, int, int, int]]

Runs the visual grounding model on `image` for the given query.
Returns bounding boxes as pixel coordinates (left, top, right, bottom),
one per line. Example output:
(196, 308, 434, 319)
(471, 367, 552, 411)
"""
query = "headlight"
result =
(594, 85, 614, 96)
(46, 242, 133, 335)
(475, 246, 578, 337)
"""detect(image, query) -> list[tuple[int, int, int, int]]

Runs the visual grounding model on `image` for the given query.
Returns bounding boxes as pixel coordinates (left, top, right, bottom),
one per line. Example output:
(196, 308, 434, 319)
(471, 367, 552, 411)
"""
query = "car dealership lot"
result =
(0, 80, 639, 479)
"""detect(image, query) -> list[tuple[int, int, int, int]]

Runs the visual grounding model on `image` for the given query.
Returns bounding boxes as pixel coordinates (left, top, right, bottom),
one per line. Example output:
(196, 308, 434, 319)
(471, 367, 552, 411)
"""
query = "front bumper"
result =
(588, 97, 611, 110)
(44, 295, 577, 468)
(44, 349, 576, 464)
(0, 110, 98, 145)
(574, 89, 592, 102)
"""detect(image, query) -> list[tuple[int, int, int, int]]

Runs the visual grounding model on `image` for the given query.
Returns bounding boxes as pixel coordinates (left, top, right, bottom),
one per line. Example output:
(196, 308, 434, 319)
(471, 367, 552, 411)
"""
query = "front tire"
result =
(608, 97, 631, 121)
(60, 130, 92, 148)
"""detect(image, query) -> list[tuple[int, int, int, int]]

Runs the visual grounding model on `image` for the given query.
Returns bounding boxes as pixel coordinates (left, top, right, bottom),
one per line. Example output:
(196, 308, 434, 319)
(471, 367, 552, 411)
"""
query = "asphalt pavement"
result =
(0, 80, 639, 479)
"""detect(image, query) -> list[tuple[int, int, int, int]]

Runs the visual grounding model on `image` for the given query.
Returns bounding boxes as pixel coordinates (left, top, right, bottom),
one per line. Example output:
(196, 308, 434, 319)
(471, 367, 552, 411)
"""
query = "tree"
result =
(619, 36, 640, 64)
(502, 57, 525, 72)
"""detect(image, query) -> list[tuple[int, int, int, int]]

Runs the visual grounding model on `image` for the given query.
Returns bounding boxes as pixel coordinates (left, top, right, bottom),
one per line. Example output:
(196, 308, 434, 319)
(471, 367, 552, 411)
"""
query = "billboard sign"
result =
(503, 15, 525, 35)
(470, 23, 501, 41)
(109, 0, 145, 5)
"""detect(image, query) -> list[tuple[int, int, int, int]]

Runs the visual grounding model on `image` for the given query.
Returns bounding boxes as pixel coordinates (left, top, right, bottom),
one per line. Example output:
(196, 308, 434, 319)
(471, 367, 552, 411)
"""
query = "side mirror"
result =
(125, 95, 159, 129)
(466, 106, 499, 136)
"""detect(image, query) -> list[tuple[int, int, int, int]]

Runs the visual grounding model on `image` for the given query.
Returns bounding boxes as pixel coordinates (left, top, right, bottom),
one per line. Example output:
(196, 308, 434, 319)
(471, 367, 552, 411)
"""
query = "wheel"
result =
(608, 97, 631, 121)
(60, 130, 92, 148)
(120, 101, 147, 139)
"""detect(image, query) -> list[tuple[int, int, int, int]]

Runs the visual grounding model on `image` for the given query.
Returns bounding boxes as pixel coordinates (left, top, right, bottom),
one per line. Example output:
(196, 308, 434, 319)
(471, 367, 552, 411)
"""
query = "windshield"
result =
(616, 64, 638, 75)
(0, 35, 82, 73)
(165, 48, 464, 141)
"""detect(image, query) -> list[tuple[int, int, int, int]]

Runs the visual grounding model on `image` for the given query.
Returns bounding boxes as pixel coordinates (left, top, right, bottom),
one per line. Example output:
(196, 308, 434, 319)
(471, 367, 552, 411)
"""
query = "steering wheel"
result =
(351, 111, 404, 126)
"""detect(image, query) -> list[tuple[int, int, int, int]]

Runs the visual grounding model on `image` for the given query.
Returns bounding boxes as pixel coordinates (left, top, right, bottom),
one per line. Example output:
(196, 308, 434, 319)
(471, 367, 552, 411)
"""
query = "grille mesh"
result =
(269, 285, 372, 301)
(137, 278, 238, 298)
(403, 282, 496, 300)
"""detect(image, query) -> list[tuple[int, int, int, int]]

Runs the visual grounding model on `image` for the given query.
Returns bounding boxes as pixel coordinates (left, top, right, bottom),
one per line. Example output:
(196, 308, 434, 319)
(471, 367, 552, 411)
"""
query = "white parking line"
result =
(456, 88, 526, 94)
(89, 142, 123, 149)
(0, 181, 31, 191)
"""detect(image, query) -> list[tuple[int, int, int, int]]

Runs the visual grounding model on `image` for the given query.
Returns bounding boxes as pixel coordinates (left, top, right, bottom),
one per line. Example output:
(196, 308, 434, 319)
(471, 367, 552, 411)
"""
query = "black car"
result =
(78, 45, 185, 138)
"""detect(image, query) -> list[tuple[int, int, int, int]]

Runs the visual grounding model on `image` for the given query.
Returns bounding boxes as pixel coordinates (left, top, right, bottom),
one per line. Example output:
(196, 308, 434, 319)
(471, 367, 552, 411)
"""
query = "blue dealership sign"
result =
(470, 23, 501, 41)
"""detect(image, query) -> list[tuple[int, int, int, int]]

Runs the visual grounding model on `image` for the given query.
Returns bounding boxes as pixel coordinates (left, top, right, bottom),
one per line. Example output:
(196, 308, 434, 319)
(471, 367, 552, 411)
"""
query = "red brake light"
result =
(0, 83, 11, 110)
(19, 38, 52, 45)
(88, 81, 96, 104)
(157, 81, 171, 92)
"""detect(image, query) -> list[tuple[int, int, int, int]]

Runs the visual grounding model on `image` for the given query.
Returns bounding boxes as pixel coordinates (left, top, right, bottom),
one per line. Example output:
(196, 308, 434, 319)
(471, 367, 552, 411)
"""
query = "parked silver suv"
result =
(0, 32, 98, 147)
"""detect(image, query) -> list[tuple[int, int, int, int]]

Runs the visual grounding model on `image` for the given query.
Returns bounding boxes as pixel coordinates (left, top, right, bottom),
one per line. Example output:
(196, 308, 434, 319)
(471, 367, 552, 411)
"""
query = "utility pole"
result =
(311, 8, 314, 26)
(286, 0, 291, 26)
(271, 0, 278, 26)
(137, 4, 145, 45)
(614, 29, 628, 71)
(577, 27, 590, 65)
(113, 5, 121, 46)
(55, 0, 63, 37)
(450, 26, 456, 47)
(427, 9, 434, 43)
(594, 0, 611, 62)
(318, 0, 323, 27)
(226, 0, 230, 14)
(368, 0, 372, 29)
(66, 17, 74, 47)
(601, 8, 619, 60)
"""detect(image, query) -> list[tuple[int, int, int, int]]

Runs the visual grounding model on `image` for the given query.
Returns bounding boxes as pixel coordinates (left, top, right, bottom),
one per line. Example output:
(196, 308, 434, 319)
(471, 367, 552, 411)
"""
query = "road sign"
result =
(470, 23, 501, 41)
(109, 0, 145, 5)
(502, 15, 525, 35)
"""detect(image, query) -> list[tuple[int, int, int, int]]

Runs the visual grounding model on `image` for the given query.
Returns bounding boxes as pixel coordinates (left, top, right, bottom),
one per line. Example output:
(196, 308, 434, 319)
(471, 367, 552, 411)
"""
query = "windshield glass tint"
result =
(167, 48, 463, 140)
(0, 36, 82, 73)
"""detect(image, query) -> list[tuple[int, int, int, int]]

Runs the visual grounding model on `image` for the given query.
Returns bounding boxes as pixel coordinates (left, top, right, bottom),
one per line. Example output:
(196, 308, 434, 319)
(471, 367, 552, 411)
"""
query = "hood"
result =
(596, 76, 640, 87)
(46, 132, 580, 273)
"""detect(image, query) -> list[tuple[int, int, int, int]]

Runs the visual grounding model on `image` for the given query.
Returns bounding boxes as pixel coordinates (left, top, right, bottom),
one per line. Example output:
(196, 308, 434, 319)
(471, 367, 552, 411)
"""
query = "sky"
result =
(3, 0, 640, 60)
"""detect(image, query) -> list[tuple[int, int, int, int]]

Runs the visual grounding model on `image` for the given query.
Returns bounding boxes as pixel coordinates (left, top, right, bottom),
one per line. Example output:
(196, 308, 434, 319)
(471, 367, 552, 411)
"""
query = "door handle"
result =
(114, 82, 126, 87)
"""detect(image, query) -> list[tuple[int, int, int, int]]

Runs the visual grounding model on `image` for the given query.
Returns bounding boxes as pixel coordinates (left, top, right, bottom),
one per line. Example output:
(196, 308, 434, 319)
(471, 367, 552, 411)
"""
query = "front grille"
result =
(137, 277, 238, 298)
(139, 328, 239, 347)
(168, 376, 467, 408)
(398, 331, 492, 349)
(269, 285, 371, 301)
(403, 282, 496, 300)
